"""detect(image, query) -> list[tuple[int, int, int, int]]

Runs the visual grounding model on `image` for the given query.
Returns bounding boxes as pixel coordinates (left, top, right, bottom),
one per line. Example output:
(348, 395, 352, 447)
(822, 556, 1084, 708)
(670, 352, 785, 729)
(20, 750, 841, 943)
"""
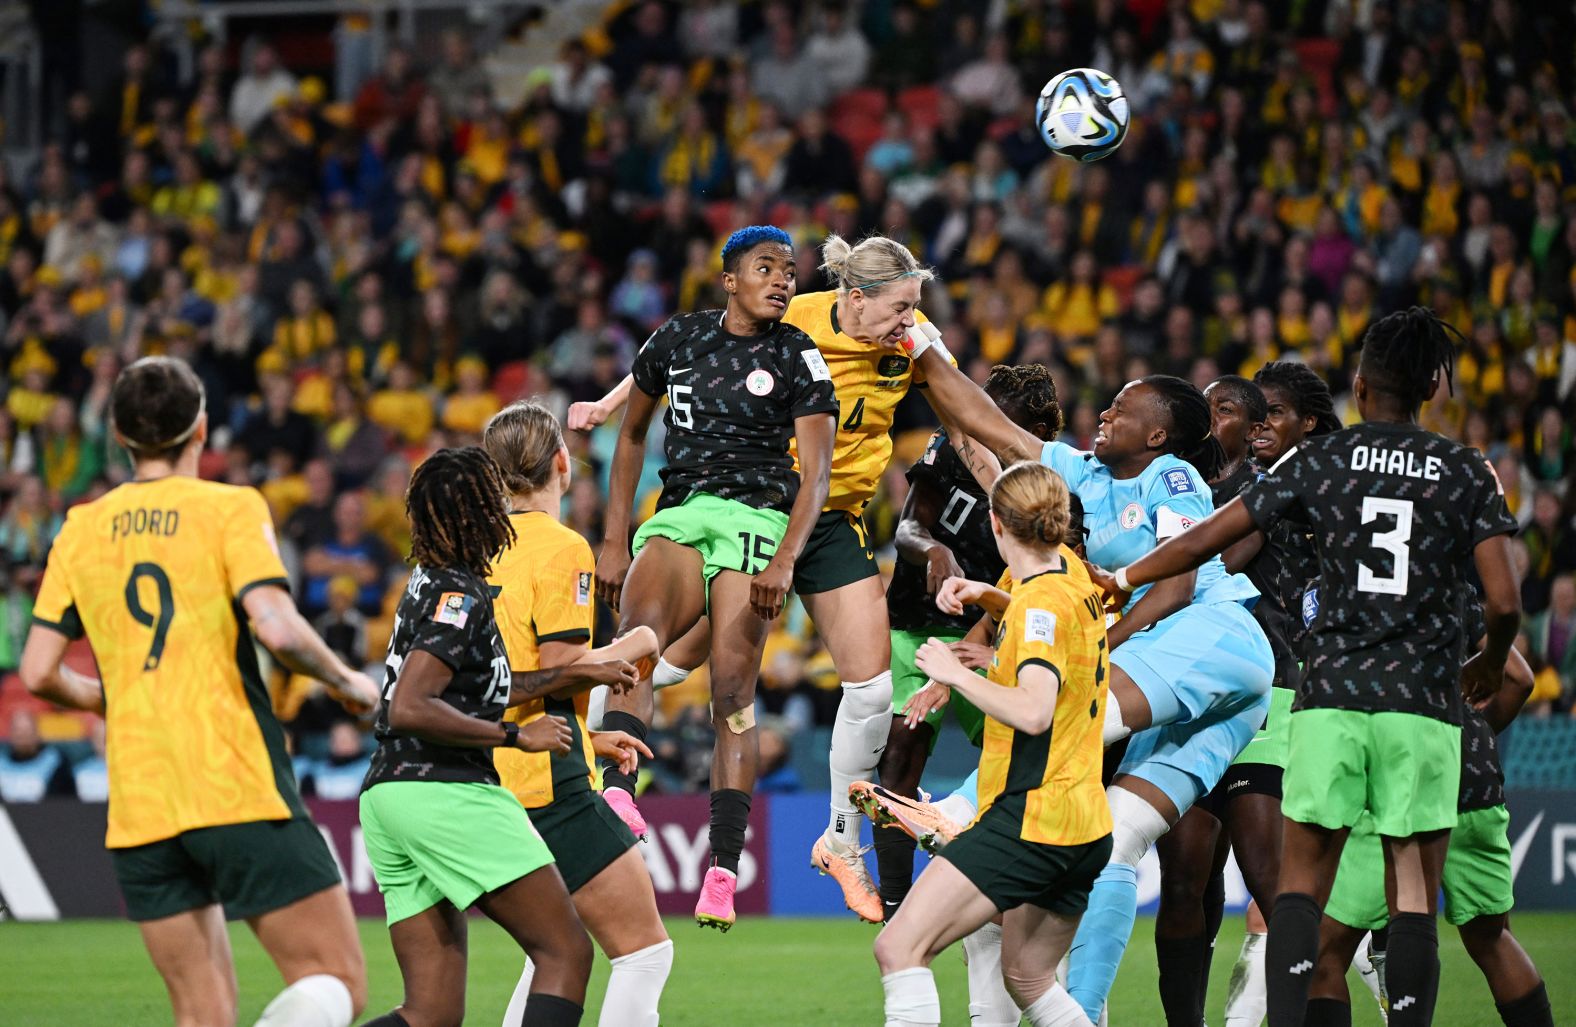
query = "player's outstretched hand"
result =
(1084, 560, 1129, 610)
(935, 576, 988, 616)
(577, 659, 640, 694)
(519, 714, 574, 755)
(925, 544, 965, 597)
(949, 640, 994, 671)
(915, 635, 969, 687)
(596, 545, 631, 610)
(902, 681, 951, 728)
(750, 559, 793, 621)
(567, 400, 611, 432)
(592, 729, 654, 777)
(332, 671, 381, 716)
(1460, 650, 1503, 706)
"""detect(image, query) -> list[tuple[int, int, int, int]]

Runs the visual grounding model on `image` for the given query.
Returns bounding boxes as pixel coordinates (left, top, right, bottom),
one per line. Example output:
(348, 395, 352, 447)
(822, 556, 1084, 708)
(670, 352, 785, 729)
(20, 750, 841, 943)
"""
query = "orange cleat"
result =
(810, 835, 884, 923)
(848, 781, 964, 853)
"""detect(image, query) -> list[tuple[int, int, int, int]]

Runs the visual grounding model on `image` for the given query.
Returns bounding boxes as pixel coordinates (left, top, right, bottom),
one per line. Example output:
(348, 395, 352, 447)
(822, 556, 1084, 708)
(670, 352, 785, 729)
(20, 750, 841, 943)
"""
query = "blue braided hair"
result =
(720, 225, 794, 272)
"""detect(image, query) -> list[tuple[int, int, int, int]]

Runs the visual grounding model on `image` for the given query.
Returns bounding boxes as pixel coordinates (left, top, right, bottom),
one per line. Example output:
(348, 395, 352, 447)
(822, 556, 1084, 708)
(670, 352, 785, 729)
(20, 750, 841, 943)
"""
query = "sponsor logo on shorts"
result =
(1120, 502, 1145, 530)
(1163, 468, 1196, 496)
(746, 369, 775, 395)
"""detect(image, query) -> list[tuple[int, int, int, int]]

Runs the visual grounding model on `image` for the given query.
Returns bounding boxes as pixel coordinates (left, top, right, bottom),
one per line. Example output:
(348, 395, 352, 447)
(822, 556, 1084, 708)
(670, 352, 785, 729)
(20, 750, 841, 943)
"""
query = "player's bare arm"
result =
(596, 384, 661, 609)
(910, 346, 1041, 465)
(895, 474, 965, 596)
(244, 584, 380, 714)
(1463, 532, 1523, 705)
(508, 659, 639, 705)
(19, 624, 105, 714)
(1108, 496, 1260, 599)
(751, 409, 835, 621)
(1105, 570, 1194, 650)
(568, 374, 635, 432)
(915, 637, 1060, 735)
(935, 576, 1012, 619)
(391, 648, 573, 754)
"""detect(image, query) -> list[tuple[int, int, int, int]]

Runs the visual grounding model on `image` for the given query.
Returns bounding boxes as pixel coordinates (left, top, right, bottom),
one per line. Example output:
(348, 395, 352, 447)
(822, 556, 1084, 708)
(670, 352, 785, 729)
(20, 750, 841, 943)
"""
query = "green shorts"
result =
(526, 788, 637, 894)
(1231, 685, 1293, 769)
(890, 627, 986, 748)
(111, 817, 341, 922)
(940, 803, 1112, 915)
(360, 780, 555, 924)
(633, 493, 790, 594)
(1282, 709, 1460, 836)
(792, 509, 878, 595)
(1325, 804, 1513, 930)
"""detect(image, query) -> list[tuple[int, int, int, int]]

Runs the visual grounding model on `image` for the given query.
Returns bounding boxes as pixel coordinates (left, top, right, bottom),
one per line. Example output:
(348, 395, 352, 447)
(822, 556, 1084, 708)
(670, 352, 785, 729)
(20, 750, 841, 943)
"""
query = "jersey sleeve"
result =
(906, 431, 951, 490)
(1145, 461, 1214, 541)
(531, 538, 595, 648)
(784, 327, 840, 419)
(223, 488, 291, 600)
(1039, 440, 1091, 493)
(408, 578, 487, 671)
(631, 319, 678, 397)
(1241, 448, 1310, 530)
(1005, 595, 1067, 681)
(1467, 453, 1519, 545)
(32, 518, 82, 638)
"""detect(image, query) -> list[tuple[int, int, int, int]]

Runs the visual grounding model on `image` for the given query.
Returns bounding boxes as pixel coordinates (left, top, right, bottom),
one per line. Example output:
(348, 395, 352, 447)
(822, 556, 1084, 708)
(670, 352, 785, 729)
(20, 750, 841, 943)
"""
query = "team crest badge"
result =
(434, 592, 474, 628)
(1120, 502, 1144, 530)
(1301, 587, 1320, 628)
(746, 369, 775, 395)
(877, 355, 911, 377)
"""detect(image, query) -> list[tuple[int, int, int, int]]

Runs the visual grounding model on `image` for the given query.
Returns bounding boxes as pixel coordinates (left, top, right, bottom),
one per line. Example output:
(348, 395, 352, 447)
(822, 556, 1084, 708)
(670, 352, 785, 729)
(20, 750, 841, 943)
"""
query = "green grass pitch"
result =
(2, 913, 1570, 1024)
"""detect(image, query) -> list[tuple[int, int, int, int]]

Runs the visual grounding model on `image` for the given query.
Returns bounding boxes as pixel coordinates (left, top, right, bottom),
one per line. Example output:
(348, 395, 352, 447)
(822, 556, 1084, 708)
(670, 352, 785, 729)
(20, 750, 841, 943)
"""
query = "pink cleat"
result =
(602, 787, 648, 840)
(694, 866, 737, 932)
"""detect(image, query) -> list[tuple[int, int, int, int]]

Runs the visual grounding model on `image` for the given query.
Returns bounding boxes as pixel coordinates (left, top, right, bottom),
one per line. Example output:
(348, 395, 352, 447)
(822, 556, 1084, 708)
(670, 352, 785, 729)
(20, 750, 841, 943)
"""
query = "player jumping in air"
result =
(577, 232, 971, 922)
(1107, 308, 1522, 1027)
(1310, 584, 1553, 1027)
(21, 356, 380, 1027)
(874, 461, 1112, 1027)
(358, 447, 637, 1027)
(593, 225, 838, 930)
(482, 401, 673, 1027)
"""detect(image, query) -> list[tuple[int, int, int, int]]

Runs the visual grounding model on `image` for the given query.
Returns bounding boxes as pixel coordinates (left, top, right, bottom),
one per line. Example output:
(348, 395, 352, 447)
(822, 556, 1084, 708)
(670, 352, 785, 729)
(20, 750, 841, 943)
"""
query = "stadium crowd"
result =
(3, 0, 1576, 802)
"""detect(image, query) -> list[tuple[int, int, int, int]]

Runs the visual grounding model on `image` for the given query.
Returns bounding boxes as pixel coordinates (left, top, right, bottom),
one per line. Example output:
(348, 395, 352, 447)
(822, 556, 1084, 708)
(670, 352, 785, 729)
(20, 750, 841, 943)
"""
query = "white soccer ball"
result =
(1035, 68, 1131, 162)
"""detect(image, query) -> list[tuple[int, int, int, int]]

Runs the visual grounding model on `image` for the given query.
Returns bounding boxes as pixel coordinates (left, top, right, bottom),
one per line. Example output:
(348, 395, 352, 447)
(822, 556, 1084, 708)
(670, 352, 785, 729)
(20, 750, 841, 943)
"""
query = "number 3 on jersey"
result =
(1358, 496, 1413, 595)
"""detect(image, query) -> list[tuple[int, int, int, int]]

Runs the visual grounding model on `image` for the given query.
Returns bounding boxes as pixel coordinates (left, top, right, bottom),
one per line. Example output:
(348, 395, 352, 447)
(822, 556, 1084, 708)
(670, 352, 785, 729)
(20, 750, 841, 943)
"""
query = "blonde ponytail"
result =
(990, 461, 1070, 552)
(819, 234, 936, 295)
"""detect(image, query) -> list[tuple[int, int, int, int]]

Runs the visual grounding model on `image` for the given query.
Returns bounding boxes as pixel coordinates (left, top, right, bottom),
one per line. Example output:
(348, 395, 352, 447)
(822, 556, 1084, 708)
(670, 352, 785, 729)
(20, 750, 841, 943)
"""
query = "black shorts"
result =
(526, 789, 637, 893)
(112, 817, 342, 922)
(793, 510, 878, 595)
(939, 804, 1112, 915)
(1197, 761, 1283, 818)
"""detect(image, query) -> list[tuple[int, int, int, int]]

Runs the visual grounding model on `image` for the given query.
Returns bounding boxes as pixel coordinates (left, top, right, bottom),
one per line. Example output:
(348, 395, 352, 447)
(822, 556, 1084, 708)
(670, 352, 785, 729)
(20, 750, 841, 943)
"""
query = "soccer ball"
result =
(1036, 68, 1130, 162)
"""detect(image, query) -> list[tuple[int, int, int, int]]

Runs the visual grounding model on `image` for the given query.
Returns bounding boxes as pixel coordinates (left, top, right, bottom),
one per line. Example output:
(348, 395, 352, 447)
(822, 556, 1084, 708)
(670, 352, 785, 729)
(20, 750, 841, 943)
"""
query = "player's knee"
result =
(843, 670, 893, 714)
(710, 676, 756, 718)
(1158, 865, 1207, 908)
(1108, 786, 1172, 868)
(1456, 915, 1508, 962)
(1000, 955, 1054, 1009)
(871, 926, 917, 974)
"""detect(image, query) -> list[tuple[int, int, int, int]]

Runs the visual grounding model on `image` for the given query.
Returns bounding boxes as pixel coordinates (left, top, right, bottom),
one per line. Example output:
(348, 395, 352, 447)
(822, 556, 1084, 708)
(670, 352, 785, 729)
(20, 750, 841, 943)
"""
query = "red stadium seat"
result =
(831, 111, 884, 165)
(830, 88, 888, 123)
(491, 361, 535, 403)
(1293, 39, 1341, 117)
(1101, 265, 1146, 306)
(896, 85, 944, 131)
(703, 200, 735, 239)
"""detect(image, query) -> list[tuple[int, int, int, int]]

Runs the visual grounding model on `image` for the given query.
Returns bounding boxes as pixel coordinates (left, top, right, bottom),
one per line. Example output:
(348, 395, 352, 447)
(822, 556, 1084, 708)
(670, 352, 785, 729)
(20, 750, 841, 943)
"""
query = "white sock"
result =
(1223, 931, 1266, 1027)
(502, 958, 534, 1027)
(600, 940, 673, 1027)
(587, 687, 608, 731)
(963, 922, 1019, 1026)
(828, 671, 893, 845)
(882, 967, 941, 1027)
(653, 657, 691, 689)
(1352, 931, 1386, 1012)
(1101, 691, 1130, 746)
(1023, 982, 1092, 1026)
(935, 791, 978, 828)
(254, 973, 353, 1027)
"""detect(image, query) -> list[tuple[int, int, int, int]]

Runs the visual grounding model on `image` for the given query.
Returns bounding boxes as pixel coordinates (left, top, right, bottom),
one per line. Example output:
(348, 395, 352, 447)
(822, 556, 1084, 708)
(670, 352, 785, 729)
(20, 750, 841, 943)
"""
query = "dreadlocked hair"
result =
(1358, 306, 1462, 410)
(1207, 375, 1267, 424)
(985, 363, 1066, 436)
(1141, 374, 1225, 481)
(1253, 361, 1341, 436)
(407, 447, 516, 578)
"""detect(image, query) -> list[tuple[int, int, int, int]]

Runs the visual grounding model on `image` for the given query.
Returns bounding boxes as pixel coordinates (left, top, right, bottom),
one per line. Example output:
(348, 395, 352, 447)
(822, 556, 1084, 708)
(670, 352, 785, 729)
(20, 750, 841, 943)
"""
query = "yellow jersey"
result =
(975, 561, 1112, 847)
(784, 291, 936, 515)
(489, 511, 598, 809)
(32, 477, 300, 849)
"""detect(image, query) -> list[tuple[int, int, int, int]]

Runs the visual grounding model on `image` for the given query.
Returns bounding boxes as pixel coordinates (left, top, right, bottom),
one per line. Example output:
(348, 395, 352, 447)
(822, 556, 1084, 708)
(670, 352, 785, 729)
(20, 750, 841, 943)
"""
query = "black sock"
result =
(1370, 923, 1388, 954)
(1200, 868, 1227, 1013)
(1385, 912, 1440, 1027)
(599, 711, 647, 794)
(872, 823, 917, 918)
(1303, 997, 1353, 1027)
(709, 788, 751, 874)
(1156, 933, 1208, 1026)
(1266, 891, 1322, 1027)
(522, 992, 584, 1027)
(361, 1014, 411, 1027)
(1497, 980, 1553, 1027)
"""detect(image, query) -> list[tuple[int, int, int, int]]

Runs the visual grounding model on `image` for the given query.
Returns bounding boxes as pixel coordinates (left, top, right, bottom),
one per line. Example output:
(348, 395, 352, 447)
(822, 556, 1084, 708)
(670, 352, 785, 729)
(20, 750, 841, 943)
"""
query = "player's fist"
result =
(935, 576, 988, 616)
(577, 659, 640, 694)
(902, 681, 951, 728)
(1460, 650, 1503, 706)
(519, 714, 574, 755)
(333, 671, 381, 716)
(592, 729, 653, 776)
(949, 640, 994, 671)
(925, 543, 965, 598)
(595, 545, 631, 610)
(1084, 561, 1130, 610)
(750, 559, 793, 622)
(568, 400, 611, 432)
(914, 636, 967, 687)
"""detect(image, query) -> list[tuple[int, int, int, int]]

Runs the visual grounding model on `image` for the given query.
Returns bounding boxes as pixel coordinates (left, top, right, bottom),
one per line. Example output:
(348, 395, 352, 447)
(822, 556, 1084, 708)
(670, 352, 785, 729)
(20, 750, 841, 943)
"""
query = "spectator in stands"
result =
(1526, 573, 1576, 714)
(44, 195, 117, 284)
(751, 24, 827, 119)
(72, 719, 108, 802)
(320, 381, 391, 488)
(238, 371, 318, 473)
(427, 29, 489, 119)
(0, 708, 71, 802)
(805, 4, 871, 101)
(302, 491, 393, 616)
(784, 108, 858, 199)
(551, 39, 613, 116)
(950, 32, 1023, 117)
(228, 41, 297, 135)
(306, 719, 373, 801)
(284, 458, 338, 552)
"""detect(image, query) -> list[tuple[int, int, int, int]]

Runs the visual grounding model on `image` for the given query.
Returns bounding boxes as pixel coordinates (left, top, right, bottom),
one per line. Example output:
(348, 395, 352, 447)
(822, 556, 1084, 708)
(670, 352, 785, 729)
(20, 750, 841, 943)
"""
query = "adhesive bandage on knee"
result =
(255, 973, 354, 1027)
(600, 939, 674, 1027)
(828, 671, 895, 844)
(652, 657, 692, 690)
(1102, 692, 1130, 746)
(1106, 785, 1171, 868)
(723, 703, 756, 734)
